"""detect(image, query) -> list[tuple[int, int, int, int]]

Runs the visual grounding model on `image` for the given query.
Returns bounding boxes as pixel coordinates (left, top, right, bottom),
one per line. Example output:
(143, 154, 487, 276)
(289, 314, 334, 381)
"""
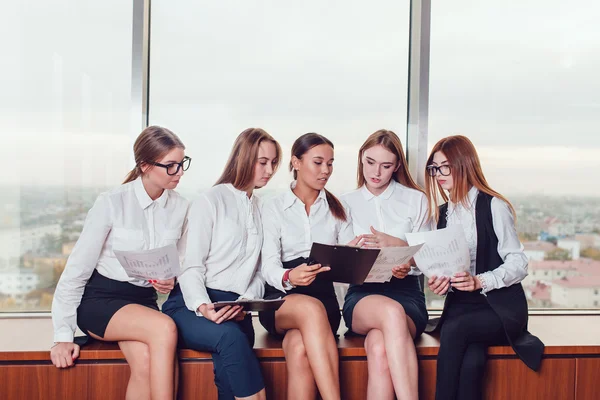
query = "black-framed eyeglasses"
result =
(426, 164, 451, 177)
(147, 156, 192, 176)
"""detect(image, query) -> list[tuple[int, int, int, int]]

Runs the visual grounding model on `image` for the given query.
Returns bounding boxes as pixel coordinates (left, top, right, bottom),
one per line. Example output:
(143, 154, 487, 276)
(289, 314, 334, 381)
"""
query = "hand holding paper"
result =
(405, 225, 471, 279)
(113, 244, 181, 280)
(363, 244, 424, 283)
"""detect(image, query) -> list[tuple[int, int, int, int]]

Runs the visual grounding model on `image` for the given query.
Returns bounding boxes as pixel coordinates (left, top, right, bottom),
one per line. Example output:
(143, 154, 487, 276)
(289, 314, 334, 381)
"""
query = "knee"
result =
(381, 304, 408, 332)
(297, 297, 328, 324)
(154, 316, 178, 346)
(283, 333, 308, 367)
(439, 320, 466, 346)
(129, 348, 151, 382)
(365, 333, 388, 373)
(217, 325, 251, 352)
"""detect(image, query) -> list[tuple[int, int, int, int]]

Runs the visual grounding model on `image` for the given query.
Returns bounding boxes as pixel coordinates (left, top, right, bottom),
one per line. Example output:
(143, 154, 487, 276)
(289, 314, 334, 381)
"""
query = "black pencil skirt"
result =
(76, 270, 158, 338)
(258, 257, 341, 337)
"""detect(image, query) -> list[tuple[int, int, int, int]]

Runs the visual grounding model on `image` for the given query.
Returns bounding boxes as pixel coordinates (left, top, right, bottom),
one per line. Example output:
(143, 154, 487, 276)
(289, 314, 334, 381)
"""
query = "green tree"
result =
(40, 233, 62, 254)
(544, 248, 572, 261)
(581, 248, 600, 261)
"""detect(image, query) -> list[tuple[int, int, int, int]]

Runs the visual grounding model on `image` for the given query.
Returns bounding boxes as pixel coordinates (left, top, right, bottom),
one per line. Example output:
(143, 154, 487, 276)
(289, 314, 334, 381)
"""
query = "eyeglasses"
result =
(147, 156, 192, 176)
(426, 164, 451, 177)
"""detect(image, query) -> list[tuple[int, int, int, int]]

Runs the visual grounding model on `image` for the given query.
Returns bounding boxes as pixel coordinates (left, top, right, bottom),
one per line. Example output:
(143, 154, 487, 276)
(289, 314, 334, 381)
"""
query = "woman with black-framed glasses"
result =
(424, 135, 543, 400)
(147, 156, 192, 176)
(51, 126, 190, 400)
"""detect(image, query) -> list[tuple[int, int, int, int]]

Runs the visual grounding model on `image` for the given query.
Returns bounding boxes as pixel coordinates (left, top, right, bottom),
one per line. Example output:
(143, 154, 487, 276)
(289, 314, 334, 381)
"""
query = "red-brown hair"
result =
(357, 129, 423, 193)
(425, 135, 516, 223)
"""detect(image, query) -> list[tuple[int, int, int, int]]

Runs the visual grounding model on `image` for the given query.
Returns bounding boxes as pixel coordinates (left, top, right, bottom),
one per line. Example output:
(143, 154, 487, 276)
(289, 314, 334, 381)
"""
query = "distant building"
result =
(0, 268, 40, 305)
(523, 241, 556, 261)
(526, 282, 552, 308)
(522, 260, 579, 287)
(544, 217, 575, 237)
(557, 239, 581, 260)
(0, 224, 62, 265)
(574, 234, 600, 250)
(551, 276, 600, 308)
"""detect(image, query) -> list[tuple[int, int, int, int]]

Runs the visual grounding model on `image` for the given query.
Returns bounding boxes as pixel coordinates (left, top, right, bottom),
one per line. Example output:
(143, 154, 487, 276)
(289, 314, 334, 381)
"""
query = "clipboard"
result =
(308, 242, 380, 284)
(213, 298, 285, 312)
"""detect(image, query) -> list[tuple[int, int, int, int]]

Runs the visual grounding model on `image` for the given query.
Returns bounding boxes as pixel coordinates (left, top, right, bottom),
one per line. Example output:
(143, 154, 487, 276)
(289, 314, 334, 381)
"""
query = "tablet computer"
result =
(212, 298, 285, 312)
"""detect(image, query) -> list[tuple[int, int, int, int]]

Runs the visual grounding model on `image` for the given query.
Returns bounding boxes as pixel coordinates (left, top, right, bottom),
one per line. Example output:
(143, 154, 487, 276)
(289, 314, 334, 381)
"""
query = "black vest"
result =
(426, 192, 544, 371)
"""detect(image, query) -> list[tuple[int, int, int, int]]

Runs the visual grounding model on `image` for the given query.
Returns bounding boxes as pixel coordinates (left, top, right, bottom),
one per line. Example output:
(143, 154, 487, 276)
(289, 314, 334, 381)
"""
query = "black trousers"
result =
(435, 291, 508, 400)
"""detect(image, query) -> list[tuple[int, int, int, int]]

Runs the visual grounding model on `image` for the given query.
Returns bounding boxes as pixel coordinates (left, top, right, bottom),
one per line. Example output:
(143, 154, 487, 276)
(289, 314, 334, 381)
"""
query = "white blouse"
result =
(342, 180, 431, 276)
(446, 186, 528, 293)
(261, 182, 355, 292)
(177, 184, 264, 317)
(52, 177, 189, 342)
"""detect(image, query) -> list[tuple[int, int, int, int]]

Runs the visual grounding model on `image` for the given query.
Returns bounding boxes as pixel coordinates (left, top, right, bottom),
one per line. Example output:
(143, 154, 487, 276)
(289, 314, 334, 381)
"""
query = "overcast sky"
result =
(2, 0, 599, 198)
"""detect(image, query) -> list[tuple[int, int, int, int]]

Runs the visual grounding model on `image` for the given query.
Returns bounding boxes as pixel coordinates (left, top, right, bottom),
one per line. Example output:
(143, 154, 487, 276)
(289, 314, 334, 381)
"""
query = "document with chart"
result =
(363, 243, 425, 283)
(405, 225, 471, 279)
(114, 244, 181, 280)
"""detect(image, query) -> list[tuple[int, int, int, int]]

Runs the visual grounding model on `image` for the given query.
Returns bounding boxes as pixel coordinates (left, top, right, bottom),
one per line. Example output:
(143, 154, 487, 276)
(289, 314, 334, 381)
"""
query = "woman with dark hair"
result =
(341, 129, 429, 400)
(259, 133, 360, 400)
(425, 135, 544, 400)
(51, 126, 190, 400)
(162, 128, 281, 400)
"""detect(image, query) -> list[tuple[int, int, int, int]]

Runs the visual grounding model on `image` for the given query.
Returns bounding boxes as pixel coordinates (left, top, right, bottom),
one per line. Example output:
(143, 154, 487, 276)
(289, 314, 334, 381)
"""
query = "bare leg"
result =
(88, 304, 177, 400)
(236, 389, 266, 400)
(283, 329, 317, 400)
(364, 330, 394, 400)
(118, 341, 151, 400)
(352, 295, 418, 400)
(174, 355, 179, 400)
(275, 294, 340, 400)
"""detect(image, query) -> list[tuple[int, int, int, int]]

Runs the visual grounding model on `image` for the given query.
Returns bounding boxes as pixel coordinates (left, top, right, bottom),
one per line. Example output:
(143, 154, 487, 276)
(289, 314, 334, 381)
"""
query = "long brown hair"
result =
(425, 135, 516, 223)
(123, 126, 185, 184)
(290, 133, 347, 221)
(357, 129, 424, 193)
(215, 128, 282, 191)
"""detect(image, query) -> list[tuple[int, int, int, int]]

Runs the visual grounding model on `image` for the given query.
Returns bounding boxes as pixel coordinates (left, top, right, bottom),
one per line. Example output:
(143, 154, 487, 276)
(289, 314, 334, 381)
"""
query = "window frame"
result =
(2, 0, 599, 316)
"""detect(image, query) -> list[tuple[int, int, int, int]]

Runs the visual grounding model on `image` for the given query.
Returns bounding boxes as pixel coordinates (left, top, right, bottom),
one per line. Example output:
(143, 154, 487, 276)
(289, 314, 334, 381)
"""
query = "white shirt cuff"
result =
(191, 296, 212, 317)
(276, 268, 290, 292)
(54, 331, 75, 343)
(479, 271, 496, 294)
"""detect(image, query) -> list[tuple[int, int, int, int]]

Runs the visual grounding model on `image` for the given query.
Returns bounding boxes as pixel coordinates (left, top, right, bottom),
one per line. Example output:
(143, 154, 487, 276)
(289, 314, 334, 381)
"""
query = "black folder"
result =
(213, 298, 285, 312)
(308, 242, 380, 284)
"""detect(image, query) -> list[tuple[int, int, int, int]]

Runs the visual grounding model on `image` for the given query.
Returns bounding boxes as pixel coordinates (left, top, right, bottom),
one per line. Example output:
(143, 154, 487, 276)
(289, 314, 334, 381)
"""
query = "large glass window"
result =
(0, 1, 133, 311)
(428, 1, 600, 308)
(149, 0, 412, 305)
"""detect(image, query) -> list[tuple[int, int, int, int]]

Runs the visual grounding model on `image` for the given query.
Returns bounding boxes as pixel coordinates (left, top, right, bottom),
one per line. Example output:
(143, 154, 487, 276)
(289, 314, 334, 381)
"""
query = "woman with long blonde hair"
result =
(424, 135, 543, 400)
(162, 128, 282, 400)
(341, 129, 429, 400)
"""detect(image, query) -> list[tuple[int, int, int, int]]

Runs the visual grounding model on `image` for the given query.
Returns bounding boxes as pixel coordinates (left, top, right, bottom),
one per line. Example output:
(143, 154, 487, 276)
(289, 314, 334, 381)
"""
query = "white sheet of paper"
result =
(405, 225, 471, 279)
(113, 244, 181, 280)
(364, 243, 425, 283)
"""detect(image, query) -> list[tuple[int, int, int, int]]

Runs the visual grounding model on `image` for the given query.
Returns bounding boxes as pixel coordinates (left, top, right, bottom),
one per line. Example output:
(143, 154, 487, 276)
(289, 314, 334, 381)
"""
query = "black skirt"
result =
(259, 257, 341, 337)
(77, 270, 158, 338)
(342, 275, 428, 338)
